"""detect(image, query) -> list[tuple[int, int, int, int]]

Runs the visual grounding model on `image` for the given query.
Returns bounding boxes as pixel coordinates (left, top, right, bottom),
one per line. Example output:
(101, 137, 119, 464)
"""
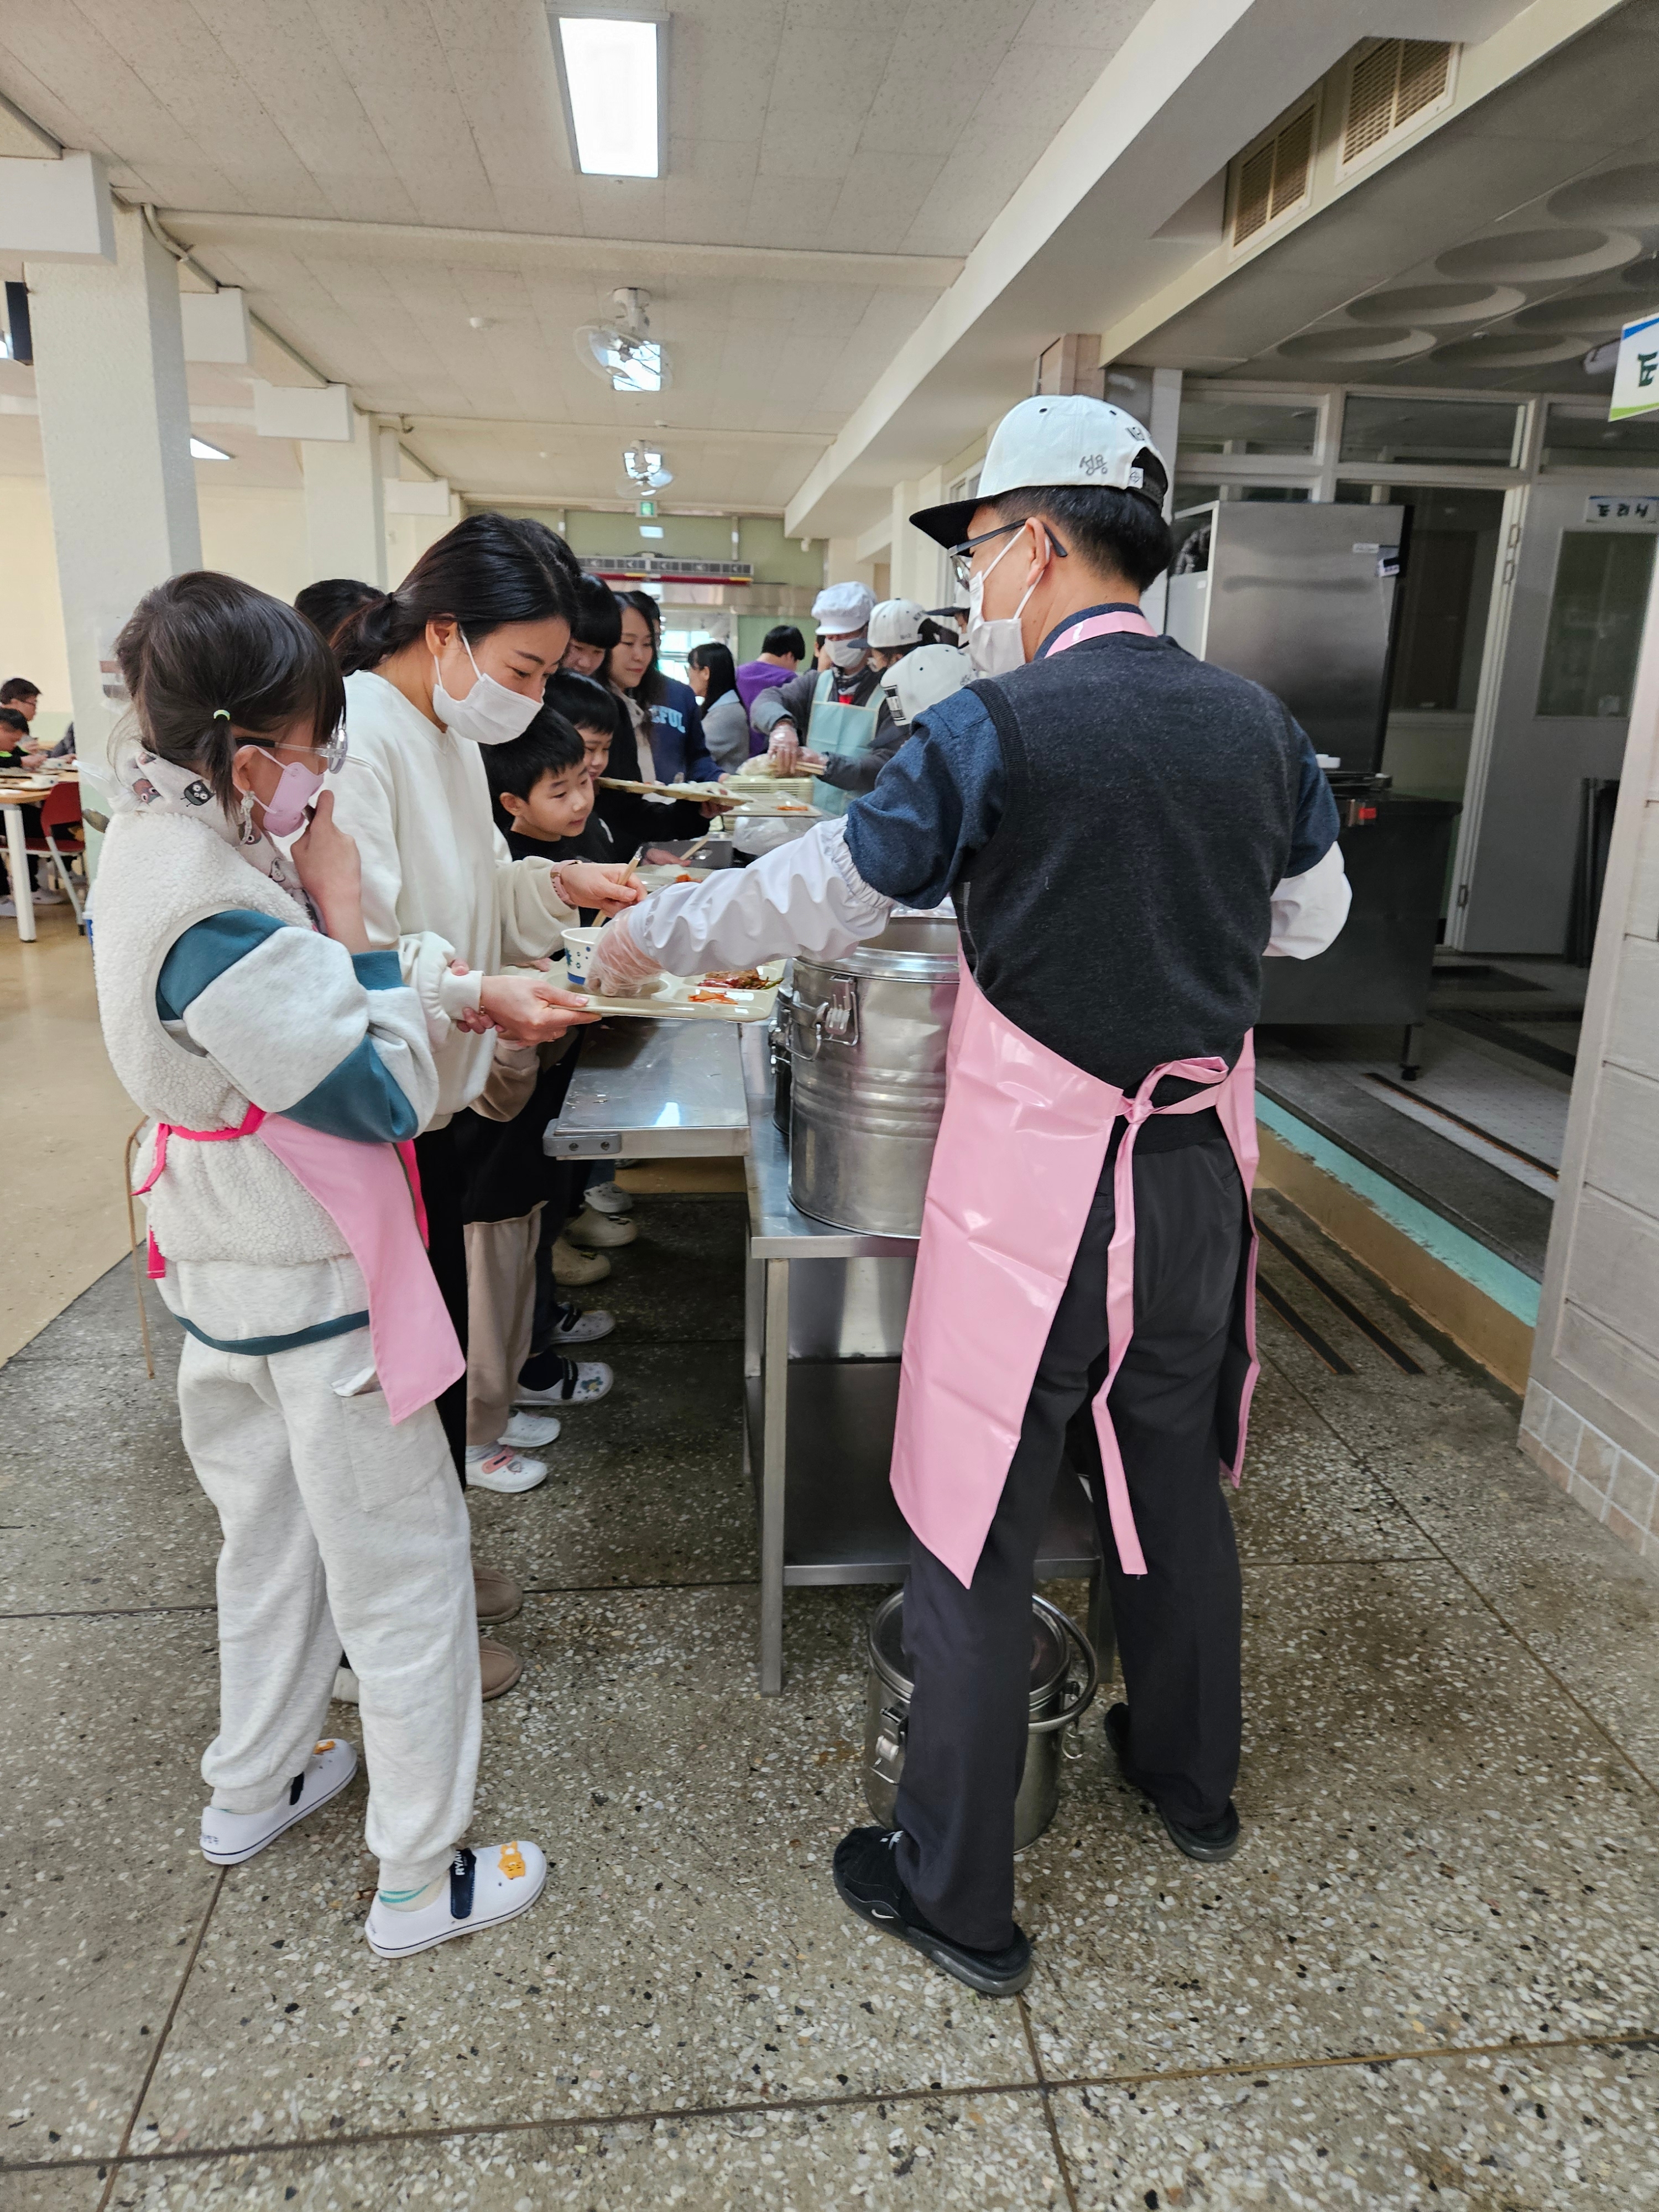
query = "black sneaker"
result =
(1104, 1703, 1241, 1863)
(831, 1825, 1032, 1997)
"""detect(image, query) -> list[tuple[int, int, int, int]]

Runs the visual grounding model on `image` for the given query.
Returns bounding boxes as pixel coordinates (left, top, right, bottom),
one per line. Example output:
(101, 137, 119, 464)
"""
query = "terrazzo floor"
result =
(4, 1192, 1658, 2210)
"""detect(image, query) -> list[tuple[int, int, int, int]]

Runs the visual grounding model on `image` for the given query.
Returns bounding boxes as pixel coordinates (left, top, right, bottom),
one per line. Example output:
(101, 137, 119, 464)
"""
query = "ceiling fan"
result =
(576, 286, 671, 394)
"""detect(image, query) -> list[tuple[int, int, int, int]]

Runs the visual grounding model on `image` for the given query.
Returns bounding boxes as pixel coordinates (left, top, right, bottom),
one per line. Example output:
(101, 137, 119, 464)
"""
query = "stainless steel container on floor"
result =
(787, 910, 959, 1236)
(863, 1590, 1098, 1850)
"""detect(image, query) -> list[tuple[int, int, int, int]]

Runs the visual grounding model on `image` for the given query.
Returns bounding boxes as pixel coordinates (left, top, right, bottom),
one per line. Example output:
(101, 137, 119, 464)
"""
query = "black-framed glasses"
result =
(946, 518, 1067, 591)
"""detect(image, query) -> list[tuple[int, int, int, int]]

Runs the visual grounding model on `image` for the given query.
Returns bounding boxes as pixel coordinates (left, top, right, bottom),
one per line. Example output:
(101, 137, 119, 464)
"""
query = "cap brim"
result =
(908, 497, 981, 549)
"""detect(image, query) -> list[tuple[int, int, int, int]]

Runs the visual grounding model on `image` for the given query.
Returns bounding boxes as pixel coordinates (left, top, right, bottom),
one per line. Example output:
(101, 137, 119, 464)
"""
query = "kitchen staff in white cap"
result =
(749, 580, 879, 812)
(802, 599, 968, 801)
(589, 395, 1351, 1999)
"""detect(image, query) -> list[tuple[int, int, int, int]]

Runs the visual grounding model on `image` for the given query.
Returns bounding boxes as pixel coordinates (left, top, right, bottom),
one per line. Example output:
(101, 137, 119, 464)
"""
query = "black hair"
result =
(989, 474, 1172, 592)
(338, 511, 581, 674)
(295, 578, 382, 650)
(687, 640, 737, 707)
(761, 625, 806, 660)
(571, 572, 623, 651)
(0, 706, 29, 735)
(0, 677, 39, 703)
(609, 588, 665, 709)
(544, 669, 623, 737)
(483, 707, 587, 834)
(114, 571, 346, 812)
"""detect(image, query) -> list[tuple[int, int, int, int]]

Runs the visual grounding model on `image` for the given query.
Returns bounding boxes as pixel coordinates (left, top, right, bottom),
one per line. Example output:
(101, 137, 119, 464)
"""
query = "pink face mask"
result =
(259, 757, 327, 837)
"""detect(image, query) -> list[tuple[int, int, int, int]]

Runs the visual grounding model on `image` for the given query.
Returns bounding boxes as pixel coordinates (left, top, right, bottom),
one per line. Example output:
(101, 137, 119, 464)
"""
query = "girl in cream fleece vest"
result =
(91, 571, 549, 1963)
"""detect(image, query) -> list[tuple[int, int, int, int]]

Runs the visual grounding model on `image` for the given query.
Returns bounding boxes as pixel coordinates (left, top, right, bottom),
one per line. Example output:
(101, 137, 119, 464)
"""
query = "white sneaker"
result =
(200, 1739, 357, 1865)
(364, 1840, 547, 1959)
(583, 1181, 634, 1218)
(465, 1443, 547, 1493)
(30, 884, 66, 905)
(548, 1302, 614, 1346)
(332, 1666, 361, 1704)
(499, 1408, 561, 1449)
(565, 1206, 638, 1250)
(516, 1360, 612, 1409)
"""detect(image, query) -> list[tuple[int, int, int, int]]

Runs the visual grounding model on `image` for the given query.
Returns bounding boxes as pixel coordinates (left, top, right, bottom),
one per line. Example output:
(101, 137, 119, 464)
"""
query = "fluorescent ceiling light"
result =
(557, 15, 661, 178)
(190, 436, 231, 461)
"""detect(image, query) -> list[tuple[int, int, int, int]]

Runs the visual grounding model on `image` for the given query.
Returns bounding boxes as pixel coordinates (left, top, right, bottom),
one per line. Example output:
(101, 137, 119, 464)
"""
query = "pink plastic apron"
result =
(887, 606, 1262, 1588)
(134, 1105, 463, 1427)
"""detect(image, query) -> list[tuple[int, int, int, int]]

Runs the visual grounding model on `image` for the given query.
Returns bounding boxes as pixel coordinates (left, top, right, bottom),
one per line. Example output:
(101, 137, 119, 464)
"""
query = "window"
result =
(1542, 403, 1659, 469)
(1230, 98, 1317, 251)
(1178, 398, 1318, 457)
(1339, 39, 1455, 173)
(1340, 396, 1522, 468)
(1536, 532, 1657, 717)
(659, 625, 712, 686)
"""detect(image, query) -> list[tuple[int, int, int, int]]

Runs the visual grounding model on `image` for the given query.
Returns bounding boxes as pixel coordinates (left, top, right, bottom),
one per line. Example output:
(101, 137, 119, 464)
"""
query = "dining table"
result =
(0, 768, 77, 942)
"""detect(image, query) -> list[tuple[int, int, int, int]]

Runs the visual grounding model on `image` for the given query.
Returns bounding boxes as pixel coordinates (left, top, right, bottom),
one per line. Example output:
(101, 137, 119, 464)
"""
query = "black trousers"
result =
(893, 1130, 1247, 1951)
(413, 1121, 470, 1485)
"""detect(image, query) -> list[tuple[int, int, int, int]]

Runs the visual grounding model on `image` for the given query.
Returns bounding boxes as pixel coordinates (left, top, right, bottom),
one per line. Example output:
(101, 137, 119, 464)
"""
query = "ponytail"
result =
(115, 571, 345, 811)
(337, 512, 581, 674)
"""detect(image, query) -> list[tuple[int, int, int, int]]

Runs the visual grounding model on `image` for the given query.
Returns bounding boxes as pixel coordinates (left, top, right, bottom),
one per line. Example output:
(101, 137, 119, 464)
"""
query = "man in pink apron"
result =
(590, 396, 1352, 1997)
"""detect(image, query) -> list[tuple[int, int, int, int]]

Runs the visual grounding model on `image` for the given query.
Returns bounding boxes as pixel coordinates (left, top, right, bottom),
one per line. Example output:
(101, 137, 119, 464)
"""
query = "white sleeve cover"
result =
(1265, 841, 1352, 959)
(179, 927, 440, 1132)
(398, 928, 481, 1051)
(628, 819, 895, 973)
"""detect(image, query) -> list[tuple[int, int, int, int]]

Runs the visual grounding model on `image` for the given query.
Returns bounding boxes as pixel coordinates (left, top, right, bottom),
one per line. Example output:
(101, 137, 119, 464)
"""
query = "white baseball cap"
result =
(811, 580, 875, 633)
(880, 643, 971, 723)
(909, 395, 1168, 549)
(867, 597, 927, 649)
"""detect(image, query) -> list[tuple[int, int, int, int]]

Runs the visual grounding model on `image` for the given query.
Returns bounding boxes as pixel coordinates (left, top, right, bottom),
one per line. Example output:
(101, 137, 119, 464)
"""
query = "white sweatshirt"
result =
(328, 670, 578, 1118)
(623, 820, 1352, 974)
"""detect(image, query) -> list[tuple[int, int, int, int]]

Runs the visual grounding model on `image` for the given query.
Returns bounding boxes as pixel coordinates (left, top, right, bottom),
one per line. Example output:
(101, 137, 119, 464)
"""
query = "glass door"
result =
(1454, 482, 1657, 953)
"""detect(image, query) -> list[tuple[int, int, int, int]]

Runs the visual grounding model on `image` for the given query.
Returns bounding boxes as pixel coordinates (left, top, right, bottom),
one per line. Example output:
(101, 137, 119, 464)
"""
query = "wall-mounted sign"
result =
(1609, 311, 1659, 421)
(1584, 493, 1659, 528)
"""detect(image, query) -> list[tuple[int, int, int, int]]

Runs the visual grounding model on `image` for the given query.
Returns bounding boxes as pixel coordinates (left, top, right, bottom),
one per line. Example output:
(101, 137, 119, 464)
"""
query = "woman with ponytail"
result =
(326, 514, 642, 1686)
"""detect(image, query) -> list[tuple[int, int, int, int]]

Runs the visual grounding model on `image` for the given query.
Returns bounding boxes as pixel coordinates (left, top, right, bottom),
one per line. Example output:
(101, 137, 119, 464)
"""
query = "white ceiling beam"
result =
(781, 0, 1559, 539)
(153, 211, 963, 292)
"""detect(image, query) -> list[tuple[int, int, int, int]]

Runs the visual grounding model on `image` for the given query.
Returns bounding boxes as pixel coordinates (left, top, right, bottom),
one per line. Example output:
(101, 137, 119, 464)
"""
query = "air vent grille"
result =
(1232, 100, 1317, 247)
(1342, 39, 1454, 168)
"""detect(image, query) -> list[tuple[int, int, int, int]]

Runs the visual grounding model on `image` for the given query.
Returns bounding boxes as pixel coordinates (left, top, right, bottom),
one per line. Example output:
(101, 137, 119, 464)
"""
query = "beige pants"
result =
(465, 1201, 544, 1445)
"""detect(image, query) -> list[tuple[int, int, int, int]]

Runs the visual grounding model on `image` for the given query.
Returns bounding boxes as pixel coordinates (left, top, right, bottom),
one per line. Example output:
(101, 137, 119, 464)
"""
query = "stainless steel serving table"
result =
(544, 1018, 750, 1161)
(546, 1018, 1105, 1695)
(740, 1026, 1104, 1694)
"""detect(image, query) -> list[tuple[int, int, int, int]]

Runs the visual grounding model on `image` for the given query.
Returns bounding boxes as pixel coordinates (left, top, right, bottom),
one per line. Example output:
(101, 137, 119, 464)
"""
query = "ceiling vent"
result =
(1340, 39, 1456, 173)
(1230, 98, 1317, 252)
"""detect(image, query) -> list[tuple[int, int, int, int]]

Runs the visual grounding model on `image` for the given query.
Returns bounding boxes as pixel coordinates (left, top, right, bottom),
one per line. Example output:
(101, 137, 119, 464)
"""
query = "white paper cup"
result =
(562, 926, 602, 988)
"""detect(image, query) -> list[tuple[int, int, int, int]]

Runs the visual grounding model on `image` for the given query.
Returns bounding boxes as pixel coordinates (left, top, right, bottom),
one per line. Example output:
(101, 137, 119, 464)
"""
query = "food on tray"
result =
(688, 989, 736, 1004)
(703, 967, 768, 989)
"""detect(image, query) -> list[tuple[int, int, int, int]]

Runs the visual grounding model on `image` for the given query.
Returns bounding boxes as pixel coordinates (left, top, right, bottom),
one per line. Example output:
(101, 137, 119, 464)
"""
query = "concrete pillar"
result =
(1142, 367, 1182, 633)
(301, 408, 386, 588)
(27, 197, 201, 800)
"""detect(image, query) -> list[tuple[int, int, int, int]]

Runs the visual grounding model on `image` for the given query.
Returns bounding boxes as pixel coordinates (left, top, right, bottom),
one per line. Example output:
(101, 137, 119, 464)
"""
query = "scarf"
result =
(108, 725, 313, 911)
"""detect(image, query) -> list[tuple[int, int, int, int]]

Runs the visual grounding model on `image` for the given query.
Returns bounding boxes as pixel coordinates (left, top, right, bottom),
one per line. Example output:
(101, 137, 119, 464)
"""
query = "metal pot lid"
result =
(869, 1590, 1070, 1708)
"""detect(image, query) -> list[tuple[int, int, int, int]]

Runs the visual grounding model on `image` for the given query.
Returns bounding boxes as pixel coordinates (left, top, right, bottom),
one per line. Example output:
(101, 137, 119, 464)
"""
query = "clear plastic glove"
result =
(587, 910, 666, 998)
(768, 723, 802, 774)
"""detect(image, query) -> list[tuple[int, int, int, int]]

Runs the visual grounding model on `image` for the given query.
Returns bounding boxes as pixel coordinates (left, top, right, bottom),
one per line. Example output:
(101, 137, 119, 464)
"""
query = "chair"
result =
(24, 781, 86, 930)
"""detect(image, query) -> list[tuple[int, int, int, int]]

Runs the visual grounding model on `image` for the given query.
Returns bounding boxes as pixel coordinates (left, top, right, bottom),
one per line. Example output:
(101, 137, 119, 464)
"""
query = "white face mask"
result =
(827, 636, 868, 672)
(967, 529, 1042, 679)
(431, 630, 542, 747)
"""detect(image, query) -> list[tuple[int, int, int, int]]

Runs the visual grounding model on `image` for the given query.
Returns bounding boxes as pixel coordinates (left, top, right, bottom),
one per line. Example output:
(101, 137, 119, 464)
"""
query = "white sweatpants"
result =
(177, 1323, 482, 1891)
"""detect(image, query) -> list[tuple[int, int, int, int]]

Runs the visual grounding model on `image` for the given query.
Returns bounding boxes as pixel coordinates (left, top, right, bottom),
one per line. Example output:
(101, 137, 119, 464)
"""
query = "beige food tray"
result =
(543, 955, 786, 1024)
(598, 775, 727, 802)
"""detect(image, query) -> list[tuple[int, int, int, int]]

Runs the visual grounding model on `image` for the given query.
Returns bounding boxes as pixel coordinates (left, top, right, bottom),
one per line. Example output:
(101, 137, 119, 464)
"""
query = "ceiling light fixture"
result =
(190, 436, 231, 461)
(553, 12, 666, 179)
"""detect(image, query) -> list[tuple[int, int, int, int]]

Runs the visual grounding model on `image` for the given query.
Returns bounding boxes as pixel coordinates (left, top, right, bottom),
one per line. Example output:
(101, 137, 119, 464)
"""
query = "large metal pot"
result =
(863, 1591, 1098, 1851)
(787, 910, 959, 1236)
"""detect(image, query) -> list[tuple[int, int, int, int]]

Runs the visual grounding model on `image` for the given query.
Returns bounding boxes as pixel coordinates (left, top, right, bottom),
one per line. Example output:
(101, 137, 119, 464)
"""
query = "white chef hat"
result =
(811, 581, 876, 633)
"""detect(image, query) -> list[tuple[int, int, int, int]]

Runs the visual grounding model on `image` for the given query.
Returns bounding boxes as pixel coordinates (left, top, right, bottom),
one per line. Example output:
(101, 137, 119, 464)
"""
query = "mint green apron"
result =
(807, 669, 880, 818)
